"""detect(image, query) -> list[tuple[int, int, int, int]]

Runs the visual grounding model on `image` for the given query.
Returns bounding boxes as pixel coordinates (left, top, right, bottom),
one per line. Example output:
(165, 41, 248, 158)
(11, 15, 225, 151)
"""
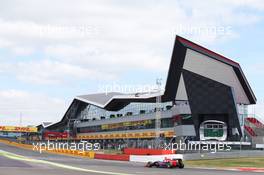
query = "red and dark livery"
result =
(146, 158, 184, 169)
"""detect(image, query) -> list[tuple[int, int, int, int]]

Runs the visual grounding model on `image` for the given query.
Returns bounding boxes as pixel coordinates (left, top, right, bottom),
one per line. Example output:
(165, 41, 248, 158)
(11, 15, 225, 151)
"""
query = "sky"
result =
(0, 0, 263, 126)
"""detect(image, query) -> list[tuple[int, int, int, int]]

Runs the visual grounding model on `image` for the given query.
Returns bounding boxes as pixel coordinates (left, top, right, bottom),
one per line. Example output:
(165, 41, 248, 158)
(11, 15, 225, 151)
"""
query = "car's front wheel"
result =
(146, 162, 153, 167)
(178, 159, 184, 169)
(154, 162, 159, 168)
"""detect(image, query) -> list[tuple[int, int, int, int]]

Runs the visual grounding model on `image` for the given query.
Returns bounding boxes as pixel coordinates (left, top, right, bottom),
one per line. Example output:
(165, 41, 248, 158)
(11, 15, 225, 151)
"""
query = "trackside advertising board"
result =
(0, 126, 38, 133)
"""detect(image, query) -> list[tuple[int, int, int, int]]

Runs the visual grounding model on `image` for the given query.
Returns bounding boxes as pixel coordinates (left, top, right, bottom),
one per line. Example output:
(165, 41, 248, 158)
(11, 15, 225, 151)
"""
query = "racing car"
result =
(145, 157, 184, 169)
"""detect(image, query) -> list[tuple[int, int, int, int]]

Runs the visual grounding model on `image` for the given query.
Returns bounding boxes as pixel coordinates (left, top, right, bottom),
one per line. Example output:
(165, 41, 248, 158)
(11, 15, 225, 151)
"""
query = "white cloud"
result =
(0, 59, 117, 85)
(0, 89, 68, 126)
(11, 46, 35, 56)
(0, 0, 263, 84)
(227, 0, 264, 10)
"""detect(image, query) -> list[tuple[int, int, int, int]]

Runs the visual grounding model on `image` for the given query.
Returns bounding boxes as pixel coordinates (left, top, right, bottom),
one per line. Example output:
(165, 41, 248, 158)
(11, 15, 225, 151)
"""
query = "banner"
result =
(77, 130, 175, 140)
(0, 126, 38, 133)
(101, 120, 152, 130)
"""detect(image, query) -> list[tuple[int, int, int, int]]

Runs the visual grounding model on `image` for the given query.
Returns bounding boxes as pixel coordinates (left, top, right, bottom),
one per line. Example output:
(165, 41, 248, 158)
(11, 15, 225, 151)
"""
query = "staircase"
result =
(246, 117, 264, 128)
(244, 116, 264, 148)
(244, 125, 257, 137)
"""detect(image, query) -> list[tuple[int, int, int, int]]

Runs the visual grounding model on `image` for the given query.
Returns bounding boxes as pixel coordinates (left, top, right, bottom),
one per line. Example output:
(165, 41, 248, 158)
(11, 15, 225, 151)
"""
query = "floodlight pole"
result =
(19, 112, 22, 143)
(155, 78, 162, 149)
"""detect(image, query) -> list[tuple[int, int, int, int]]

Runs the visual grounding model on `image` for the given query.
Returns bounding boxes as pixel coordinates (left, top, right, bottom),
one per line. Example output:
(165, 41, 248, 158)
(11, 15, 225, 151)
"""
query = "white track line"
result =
(0, 150, 135, 175)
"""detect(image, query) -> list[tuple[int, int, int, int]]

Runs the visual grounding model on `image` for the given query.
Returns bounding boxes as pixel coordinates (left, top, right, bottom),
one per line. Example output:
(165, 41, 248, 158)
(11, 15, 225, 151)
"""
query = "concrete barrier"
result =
(0, 139, 96, 159)
(0, 139, 33, 150)
(129, 154, 183, 163)
(86, 151, 95, 159)
(94, 154, 130, 161)
(124, 148, 175, 155)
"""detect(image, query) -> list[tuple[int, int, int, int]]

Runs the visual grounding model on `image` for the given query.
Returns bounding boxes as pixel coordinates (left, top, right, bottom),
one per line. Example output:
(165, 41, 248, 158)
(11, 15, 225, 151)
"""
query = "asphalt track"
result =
(0, 142, 261, 175)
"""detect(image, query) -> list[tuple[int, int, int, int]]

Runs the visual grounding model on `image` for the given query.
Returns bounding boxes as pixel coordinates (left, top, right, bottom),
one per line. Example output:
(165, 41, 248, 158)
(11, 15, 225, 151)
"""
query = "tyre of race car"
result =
(178, 159, 184, 169)
(146, 162, 152, 168)
(154, 162, 159, 168)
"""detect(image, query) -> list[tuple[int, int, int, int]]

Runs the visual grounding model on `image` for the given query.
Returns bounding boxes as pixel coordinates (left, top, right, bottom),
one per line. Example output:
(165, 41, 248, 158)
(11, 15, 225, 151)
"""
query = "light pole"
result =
(19, 112, 22, 143)
(155, 78, 162, 149)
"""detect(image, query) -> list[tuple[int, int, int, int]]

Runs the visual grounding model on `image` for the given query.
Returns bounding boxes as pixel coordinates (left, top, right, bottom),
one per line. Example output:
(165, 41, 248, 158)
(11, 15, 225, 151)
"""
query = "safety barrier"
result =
(45, 148, 95, 159)
(94, 153, 130, 161)
(0, 139, 95, 159)
(129, 154, 183, 163)
(0, 139, 34, 150)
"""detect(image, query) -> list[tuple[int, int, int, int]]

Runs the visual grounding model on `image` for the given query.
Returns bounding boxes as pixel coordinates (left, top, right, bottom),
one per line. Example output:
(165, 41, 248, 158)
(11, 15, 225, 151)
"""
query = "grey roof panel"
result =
(77, 92, 123, 106)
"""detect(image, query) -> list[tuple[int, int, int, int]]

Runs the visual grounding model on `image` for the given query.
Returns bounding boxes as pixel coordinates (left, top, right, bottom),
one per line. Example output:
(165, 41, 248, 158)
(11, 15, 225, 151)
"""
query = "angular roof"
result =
(163, 36, 256, 104)
(76, 92, 123, 107)
(37, 122, 53, 129)
(75, 35, 256, 108)
(75, 91, 163, 111)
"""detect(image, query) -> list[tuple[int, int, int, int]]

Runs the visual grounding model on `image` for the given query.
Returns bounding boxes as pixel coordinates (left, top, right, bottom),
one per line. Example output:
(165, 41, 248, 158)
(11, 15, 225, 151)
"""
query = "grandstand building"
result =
(45, 36, 258, 148)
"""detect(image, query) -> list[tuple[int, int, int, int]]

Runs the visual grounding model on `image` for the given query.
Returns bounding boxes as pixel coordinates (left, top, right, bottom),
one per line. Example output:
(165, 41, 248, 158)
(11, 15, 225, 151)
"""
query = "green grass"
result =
(186, 157, 264, 168)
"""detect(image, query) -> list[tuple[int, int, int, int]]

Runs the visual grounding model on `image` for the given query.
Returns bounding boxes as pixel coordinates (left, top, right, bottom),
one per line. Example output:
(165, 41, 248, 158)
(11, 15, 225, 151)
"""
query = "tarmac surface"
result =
(0, 142, 262, 175)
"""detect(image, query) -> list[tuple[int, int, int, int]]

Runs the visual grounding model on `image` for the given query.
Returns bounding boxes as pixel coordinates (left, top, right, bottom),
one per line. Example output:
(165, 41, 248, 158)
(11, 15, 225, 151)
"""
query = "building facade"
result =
(45, 36, 257, 147)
